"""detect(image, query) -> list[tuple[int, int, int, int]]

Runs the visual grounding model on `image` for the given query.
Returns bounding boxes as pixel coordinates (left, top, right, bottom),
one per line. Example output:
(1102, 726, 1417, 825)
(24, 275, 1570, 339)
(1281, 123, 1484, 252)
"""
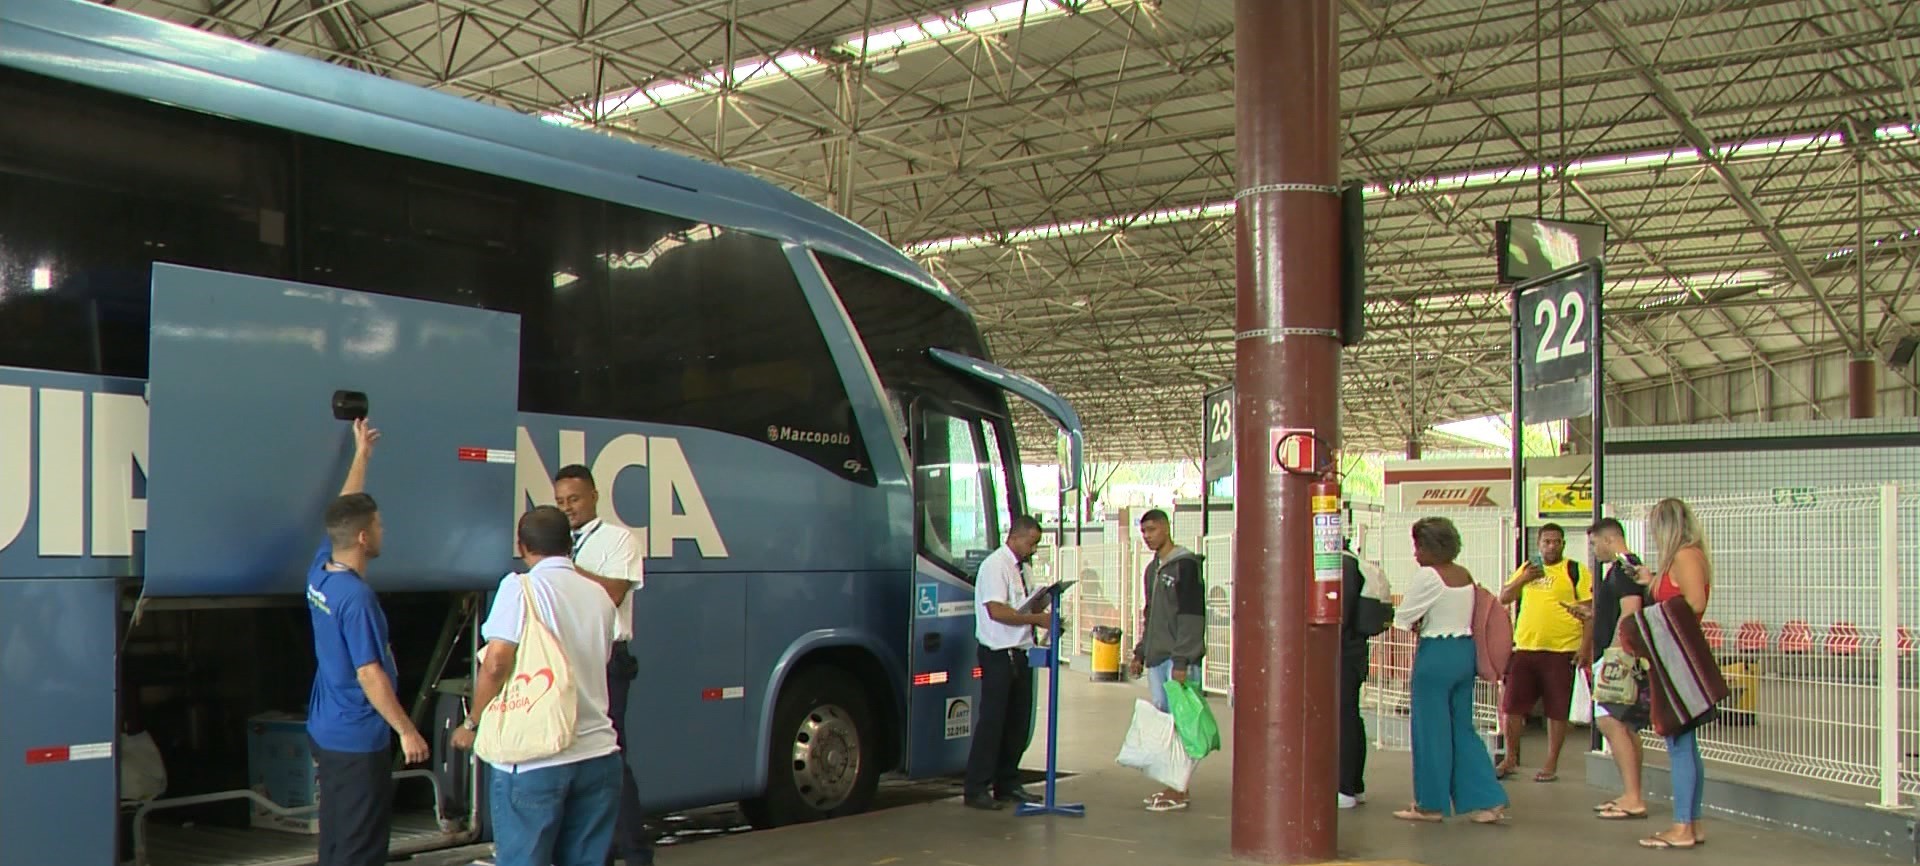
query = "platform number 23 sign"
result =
(1207, 396, 1231, 449)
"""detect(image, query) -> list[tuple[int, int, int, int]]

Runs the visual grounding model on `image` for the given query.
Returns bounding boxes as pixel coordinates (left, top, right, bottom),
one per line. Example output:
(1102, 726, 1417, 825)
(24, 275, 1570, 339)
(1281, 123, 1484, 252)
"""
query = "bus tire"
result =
(744, 666, 880, 828)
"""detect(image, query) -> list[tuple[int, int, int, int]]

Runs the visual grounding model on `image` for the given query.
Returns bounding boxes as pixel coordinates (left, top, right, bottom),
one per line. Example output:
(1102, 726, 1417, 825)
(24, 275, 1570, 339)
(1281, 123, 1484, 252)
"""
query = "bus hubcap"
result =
(790, 704, 860, 811)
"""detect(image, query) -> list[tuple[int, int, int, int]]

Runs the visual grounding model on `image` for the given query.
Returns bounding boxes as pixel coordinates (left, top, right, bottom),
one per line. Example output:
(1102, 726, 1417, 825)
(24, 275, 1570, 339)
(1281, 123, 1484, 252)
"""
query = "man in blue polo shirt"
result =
(305, 418, 429, 866)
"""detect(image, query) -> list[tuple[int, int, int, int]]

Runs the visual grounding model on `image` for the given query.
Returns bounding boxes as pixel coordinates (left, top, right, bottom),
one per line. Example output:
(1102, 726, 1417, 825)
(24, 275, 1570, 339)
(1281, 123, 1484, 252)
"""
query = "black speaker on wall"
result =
(1891, 335, 1919, 370)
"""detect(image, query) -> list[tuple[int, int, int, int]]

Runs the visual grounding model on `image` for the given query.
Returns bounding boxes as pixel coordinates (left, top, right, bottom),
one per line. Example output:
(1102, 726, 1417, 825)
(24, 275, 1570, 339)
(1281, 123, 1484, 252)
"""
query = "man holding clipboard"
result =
(963, 514, 1052, 811)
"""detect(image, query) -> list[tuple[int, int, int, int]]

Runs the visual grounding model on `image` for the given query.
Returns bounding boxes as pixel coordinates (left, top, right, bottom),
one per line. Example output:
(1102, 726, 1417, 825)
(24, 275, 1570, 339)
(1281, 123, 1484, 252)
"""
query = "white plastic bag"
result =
(1115, 699, 1196, 792)
(120, 731, 168, 802)
(1569, 668, 1594, 727)
(474, 575, 578, 765)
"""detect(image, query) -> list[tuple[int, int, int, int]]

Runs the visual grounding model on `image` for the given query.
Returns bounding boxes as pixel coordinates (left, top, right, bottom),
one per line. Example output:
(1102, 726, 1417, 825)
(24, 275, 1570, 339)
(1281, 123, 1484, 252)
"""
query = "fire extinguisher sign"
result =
(1312, 512, 1343, 583)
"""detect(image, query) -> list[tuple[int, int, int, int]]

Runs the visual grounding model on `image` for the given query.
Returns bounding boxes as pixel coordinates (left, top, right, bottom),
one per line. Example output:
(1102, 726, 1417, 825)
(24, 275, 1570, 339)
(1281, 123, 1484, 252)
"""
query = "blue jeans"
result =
(1409, 637, 1508, 815)
(489, 753, 623, 866)
(1146, 659, 1175, 712)
(1666, 729, 1705, 823)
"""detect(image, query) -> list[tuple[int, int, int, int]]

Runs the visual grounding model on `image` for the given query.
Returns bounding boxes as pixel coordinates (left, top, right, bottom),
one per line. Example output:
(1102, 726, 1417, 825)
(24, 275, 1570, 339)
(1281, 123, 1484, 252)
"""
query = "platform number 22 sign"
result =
(1531, 289, 1589, 363)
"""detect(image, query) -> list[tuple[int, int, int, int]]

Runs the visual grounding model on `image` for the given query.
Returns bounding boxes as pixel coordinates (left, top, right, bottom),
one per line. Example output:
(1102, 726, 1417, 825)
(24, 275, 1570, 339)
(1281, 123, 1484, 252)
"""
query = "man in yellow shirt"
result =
(1495, 523, 1590, 782)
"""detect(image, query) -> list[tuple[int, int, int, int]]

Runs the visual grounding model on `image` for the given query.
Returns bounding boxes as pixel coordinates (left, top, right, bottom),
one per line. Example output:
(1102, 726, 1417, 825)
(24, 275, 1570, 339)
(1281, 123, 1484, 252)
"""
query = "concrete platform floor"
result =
(424, 673, 1896, 866)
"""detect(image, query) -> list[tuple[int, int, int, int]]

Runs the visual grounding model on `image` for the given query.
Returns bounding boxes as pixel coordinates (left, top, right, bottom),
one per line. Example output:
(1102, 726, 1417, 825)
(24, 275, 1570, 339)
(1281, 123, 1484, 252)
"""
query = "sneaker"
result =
(1337, 794, 1358, 809)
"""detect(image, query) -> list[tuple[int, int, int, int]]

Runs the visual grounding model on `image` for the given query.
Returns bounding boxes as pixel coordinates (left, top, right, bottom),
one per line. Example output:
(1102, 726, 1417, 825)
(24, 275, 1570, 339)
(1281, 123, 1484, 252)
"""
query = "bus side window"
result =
(602, 214, 874, 481)
(979, 420, 1018, 538)
(0, 67, 292, 379)
(914, 410, 994, 581)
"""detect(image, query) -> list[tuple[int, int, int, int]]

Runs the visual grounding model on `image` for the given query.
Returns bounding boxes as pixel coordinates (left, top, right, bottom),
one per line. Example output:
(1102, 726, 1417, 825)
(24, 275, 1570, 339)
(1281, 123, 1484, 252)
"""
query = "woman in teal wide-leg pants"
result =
(1408, 637, 1509, 818)
(1392, 516, 1509, 824)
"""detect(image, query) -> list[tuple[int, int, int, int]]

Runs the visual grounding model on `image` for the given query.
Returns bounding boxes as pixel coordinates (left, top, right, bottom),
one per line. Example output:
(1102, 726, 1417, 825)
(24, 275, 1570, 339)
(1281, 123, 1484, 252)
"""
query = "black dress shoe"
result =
(997, 788, 1042, 805)
(963, 793, 1006, 811)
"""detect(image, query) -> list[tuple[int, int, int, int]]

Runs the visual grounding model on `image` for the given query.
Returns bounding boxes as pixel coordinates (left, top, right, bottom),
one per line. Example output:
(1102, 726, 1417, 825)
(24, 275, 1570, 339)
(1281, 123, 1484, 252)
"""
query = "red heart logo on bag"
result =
(492, 668, 556, 713)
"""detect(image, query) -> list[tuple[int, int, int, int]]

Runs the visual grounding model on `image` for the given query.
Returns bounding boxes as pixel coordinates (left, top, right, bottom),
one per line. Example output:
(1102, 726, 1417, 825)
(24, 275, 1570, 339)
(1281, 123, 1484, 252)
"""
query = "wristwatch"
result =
(461, 717, 479, 732)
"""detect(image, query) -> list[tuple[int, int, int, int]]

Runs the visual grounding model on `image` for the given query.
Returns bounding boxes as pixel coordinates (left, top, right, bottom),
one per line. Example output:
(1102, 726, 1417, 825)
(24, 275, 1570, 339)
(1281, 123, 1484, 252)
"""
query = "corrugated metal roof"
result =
(71, 0, 1920, 456)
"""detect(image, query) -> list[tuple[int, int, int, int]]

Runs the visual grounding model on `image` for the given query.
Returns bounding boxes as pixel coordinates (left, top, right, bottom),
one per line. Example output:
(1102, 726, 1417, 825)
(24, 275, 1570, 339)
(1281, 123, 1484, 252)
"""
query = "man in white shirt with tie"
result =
(551, 465, 650, 866)
(963, 514, 1051, 811)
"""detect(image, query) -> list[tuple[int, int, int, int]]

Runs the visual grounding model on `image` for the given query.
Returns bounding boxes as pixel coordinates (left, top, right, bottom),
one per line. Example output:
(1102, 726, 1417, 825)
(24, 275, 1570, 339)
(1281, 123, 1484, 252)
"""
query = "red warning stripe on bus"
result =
(25, 742, 112, 764)
(25, 746, 68, 765)
(701, 687, 745, 702)
(456, 447, 515, 464)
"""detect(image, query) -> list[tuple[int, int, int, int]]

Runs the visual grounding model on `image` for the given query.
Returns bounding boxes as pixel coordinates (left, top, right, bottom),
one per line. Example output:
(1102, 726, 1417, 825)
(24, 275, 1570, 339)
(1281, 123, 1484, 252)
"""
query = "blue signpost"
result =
(1019, 582, 1085, 818)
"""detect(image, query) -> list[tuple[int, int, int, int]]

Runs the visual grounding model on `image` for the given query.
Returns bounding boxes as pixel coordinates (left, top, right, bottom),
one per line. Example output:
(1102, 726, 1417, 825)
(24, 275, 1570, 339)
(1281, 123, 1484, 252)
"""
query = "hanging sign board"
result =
(1202, 385, 1234, 483)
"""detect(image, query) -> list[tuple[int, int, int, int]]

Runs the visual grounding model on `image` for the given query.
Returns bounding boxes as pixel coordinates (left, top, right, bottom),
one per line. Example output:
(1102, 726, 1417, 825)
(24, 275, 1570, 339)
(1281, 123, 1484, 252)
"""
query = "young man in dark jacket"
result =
(1127, 508, 1206, 812)
(1338, 538, 1371, 809)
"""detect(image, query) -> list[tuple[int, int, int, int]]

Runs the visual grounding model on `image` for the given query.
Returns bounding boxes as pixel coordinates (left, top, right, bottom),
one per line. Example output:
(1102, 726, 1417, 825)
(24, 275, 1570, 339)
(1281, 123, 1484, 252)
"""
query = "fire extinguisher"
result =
(1309, 473, 1343, 626)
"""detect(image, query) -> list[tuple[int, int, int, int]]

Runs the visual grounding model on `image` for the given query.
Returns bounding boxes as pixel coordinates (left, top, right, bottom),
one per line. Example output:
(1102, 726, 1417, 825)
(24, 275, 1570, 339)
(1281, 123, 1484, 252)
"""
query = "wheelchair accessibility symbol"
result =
(915, 584, 938, 618)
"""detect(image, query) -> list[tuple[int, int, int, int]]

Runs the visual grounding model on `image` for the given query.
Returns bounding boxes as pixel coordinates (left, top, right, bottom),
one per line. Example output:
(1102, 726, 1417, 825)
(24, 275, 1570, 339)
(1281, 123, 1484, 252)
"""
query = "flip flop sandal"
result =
(1639, 834, 1698, 849)
(1146, 795, 1189, 812)
(1533, 771, 1559, 782)
(1393, 809, 1443, 823)
(1597, 807, 1648, 820)
(1592, 800, 1618, 811)
(1494, 766, 1515, 780)
(1469, 808, 1508, 824)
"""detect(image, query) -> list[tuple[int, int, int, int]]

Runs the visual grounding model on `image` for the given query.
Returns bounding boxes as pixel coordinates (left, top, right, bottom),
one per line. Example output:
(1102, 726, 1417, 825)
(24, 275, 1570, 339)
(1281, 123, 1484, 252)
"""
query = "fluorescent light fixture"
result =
(544, 0, 1136, 126)
(844, 0, 1090, 57)
(31, 265, 51, 291)
(543, 51, 829, 124)
(907, 123, 1916, 257)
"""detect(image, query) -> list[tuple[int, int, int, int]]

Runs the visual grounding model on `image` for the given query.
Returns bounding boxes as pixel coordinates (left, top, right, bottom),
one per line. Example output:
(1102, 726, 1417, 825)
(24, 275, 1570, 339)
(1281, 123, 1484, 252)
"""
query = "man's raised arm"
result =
(340, 418, 380, 496)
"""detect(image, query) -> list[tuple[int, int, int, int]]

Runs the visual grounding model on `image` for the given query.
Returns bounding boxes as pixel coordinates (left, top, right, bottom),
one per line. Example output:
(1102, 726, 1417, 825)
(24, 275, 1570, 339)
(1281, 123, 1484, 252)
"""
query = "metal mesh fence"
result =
(1049, 482, 1913, 804)
(1615, 485, 1914, 806)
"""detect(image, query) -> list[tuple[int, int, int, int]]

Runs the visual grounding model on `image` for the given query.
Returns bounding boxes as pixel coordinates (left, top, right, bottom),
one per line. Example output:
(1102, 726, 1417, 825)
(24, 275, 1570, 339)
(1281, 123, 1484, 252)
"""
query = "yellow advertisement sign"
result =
(1536, 481, 1593, 518)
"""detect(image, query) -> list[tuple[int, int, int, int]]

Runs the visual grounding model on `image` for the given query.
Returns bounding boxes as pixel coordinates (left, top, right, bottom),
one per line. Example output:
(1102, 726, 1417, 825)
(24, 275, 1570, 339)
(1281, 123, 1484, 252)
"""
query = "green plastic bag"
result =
(1164, 679, 1221, 760)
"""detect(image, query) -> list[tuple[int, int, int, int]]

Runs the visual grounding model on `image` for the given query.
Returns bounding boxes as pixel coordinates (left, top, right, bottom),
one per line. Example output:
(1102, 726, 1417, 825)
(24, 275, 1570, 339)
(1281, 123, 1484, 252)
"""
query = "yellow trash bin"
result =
(1719, 659, 1758, 726)
(1090, 626, 1123, 681)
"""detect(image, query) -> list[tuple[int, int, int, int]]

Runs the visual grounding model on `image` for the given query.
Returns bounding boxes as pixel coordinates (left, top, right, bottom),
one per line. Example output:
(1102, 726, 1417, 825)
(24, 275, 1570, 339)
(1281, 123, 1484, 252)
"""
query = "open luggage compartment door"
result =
(144, 264, 521, 596)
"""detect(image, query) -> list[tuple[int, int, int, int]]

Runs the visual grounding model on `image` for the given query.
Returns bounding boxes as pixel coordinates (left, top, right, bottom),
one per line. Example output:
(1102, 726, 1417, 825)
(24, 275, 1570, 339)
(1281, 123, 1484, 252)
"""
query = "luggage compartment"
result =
(120, 591, 482, 866)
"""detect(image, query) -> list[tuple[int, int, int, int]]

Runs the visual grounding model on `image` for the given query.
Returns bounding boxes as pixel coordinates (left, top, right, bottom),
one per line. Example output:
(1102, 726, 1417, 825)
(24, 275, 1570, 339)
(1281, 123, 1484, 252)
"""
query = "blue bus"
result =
(0, 2, 1084, 865)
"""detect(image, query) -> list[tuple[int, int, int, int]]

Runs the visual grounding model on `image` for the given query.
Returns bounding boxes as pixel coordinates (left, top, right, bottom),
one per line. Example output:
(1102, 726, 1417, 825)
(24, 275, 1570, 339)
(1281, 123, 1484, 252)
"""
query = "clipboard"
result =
(1018, 579, 1078, 614)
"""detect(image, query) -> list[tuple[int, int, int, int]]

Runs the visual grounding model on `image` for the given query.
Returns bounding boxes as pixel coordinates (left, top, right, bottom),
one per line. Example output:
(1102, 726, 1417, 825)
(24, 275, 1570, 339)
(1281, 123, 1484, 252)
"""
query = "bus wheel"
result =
(745, 667, 880, 828)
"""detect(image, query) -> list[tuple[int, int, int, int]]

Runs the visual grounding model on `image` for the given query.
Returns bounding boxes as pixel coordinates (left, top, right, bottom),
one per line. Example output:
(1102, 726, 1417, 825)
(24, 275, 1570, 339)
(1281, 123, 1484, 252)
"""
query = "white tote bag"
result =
(1114, 699, 1196, 792)
(474, 575, 577, 765)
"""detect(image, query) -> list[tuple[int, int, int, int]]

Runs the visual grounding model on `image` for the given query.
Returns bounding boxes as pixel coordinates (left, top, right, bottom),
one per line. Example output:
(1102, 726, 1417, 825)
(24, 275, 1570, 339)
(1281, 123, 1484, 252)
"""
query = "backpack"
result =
(474, 575, 578, 765)
(1470, 585, 1514, 683)
(1344, 552, 1394, 637)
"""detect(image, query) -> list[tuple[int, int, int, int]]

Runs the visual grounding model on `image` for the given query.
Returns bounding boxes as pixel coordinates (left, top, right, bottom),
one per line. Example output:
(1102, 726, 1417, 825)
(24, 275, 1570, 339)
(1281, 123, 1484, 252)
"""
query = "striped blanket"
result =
(1619, 597, 1728, 738)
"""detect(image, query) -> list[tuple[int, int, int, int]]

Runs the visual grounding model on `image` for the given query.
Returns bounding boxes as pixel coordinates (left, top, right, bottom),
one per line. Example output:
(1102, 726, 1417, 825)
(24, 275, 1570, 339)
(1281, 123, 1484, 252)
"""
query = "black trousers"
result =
(310, 737, 394, 866)
(964, 645, 1033, 798)
(1339, 652, 1368, 797)
(606, 641, 653, 866)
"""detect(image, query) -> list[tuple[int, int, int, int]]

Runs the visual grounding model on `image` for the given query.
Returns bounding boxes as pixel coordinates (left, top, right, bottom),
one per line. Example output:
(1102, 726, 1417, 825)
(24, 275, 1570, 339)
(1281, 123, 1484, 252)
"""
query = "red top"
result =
(1653, 571, 1683, 604)
(1652, 546, 1707, 605)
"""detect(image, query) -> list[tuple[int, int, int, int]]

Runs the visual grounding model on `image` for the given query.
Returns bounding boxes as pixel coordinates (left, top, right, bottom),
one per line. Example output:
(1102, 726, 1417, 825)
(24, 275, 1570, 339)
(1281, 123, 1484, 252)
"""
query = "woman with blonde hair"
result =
(1635, 497, 1713, 849)
(1392, 516, 1509, 824)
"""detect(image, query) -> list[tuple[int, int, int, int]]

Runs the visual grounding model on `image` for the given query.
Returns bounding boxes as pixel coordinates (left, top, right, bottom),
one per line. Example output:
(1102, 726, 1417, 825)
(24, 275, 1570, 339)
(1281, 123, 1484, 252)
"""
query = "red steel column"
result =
(1230, 0, 1342, 862)
(1849, 356, 1877, 418)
